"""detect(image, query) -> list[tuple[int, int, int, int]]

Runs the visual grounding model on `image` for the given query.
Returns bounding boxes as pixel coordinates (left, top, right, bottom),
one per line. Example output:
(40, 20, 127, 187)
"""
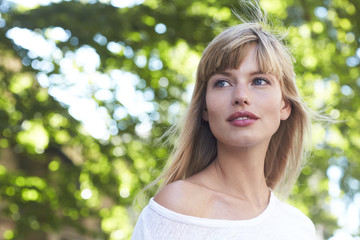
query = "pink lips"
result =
(227, 111, 259, 127)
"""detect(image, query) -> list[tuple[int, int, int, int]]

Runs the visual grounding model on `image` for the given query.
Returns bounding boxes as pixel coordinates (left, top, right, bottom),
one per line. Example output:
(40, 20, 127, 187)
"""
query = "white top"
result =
(131, 192, 316, 240)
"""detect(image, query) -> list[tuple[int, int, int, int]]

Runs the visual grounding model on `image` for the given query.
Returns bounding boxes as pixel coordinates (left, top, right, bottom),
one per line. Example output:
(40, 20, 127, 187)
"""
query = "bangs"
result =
(256, 39, 284, 80)
(213, 42, 254, 75)
(201, 35, 285, 82)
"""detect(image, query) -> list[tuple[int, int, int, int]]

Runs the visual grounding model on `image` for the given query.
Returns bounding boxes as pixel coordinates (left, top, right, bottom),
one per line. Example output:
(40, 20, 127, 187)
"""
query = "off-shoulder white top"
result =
(132, 192, 316, 239)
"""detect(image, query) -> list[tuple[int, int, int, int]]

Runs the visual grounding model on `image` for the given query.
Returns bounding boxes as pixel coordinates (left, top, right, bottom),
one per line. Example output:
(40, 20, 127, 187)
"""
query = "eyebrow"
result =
(216, 71, 232, 76)
(216, 70, 265, 76)
(249, 70, 265, 75)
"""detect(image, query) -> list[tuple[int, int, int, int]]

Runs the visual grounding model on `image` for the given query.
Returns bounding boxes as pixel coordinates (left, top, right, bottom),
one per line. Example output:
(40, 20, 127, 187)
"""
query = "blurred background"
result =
(0, 0, 359, 239)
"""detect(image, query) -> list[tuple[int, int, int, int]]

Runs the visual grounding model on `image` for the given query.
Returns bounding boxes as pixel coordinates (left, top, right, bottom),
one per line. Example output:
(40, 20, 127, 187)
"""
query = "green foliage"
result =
(0, 0, 359, 239)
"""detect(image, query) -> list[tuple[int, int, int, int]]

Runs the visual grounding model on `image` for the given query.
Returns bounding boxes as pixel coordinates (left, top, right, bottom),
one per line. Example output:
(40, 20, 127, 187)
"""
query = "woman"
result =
(132, 15, 316, 240)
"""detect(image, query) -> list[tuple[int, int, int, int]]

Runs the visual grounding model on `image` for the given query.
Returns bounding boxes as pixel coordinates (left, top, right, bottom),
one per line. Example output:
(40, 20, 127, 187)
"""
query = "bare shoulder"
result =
(154, 180, 208, 215)
(154, 180, 188, 203)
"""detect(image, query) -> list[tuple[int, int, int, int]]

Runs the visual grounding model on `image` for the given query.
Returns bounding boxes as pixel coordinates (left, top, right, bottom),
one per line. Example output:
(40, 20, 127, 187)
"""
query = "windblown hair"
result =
(153, 4, 312, 198)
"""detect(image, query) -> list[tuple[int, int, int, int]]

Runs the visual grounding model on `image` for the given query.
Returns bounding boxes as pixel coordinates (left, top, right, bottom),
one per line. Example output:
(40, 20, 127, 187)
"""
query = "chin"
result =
(217, 135, 272, 149)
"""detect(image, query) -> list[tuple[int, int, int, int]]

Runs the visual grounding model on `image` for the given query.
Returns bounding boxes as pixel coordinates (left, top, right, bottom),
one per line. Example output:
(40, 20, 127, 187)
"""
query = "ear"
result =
(280, 99, 291, 120)
(202, 106, 209, 121)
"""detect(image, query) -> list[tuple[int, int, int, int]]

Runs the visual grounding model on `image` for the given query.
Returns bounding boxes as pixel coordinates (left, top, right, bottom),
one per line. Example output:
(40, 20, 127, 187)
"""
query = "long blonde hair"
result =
(153, 15, 312, 199)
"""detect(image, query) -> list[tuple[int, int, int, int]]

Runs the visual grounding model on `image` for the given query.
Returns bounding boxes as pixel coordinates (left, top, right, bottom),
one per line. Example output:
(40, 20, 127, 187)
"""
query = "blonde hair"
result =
(152, 9, 312, 199)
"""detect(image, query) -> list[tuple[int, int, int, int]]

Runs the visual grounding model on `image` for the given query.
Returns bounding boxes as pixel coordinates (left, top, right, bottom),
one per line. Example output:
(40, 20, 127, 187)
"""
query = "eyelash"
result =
(214, 79, 230, 87)
(252, 77, 270, 85)
(213, 78, 270, 87)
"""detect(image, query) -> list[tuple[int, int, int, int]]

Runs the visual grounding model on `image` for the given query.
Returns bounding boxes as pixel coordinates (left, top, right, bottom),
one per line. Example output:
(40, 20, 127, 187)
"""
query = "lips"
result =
(226, 111, 259, 127)
(227, 111, 260, 121)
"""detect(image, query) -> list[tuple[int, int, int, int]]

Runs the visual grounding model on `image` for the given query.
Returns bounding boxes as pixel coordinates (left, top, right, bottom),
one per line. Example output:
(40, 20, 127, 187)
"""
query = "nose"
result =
(232, 85, 251, 106)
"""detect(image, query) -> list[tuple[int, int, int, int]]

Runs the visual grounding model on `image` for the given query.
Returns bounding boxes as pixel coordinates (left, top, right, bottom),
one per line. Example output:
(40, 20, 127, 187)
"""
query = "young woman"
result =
(132, 17, 317, 240)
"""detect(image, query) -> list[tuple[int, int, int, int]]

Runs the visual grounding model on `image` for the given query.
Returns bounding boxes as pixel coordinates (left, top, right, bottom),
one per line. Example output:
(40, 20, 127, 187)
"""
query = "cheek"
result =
(205, 98, 226, 136)
(205, 94, 225, 119)
(206, 107, 220, 125)
(261, 92, 283, 119)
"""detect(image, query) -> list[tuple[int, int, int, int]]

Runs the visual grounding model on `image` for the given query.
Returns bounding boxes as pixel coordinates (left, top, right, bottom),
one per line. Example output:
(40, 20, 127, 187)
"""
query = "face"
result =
(203, 44, 291, 149)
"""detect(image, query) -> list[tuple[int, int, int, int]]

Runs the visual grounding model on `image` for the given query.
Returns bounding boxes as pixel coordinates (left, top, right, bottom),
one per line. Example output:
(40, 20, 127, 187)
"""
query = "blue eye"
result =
(215, 80, 230, 87)
(253, 78, 269, 85)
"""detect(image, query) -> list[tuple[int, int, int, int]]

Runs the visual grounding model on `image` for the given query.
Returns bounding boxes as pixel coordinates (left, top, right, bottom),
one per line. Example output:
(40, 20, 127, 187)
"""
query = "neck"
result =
(207, 141, 270, 205)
